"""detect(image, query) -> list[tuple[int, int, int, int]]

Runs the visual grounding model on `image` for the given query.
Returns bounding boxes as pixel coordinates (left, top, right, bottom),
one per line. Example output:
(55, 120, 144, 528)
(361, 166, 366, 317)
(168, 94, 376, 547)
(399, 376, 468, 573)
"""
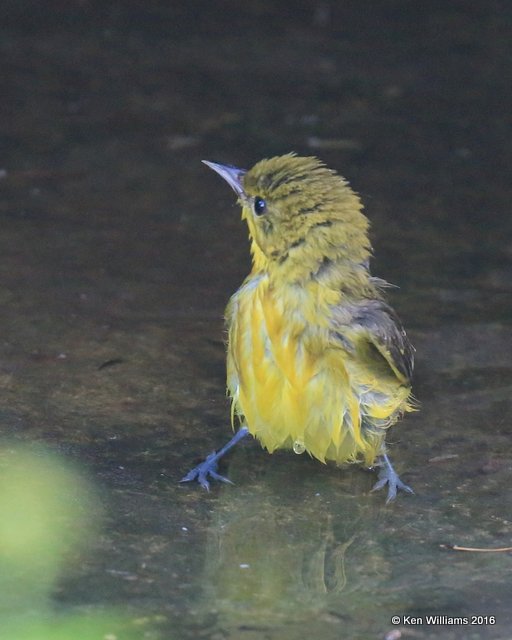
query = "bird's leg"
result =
(371, 453, 414, 503)
(180, 426, 250, 491)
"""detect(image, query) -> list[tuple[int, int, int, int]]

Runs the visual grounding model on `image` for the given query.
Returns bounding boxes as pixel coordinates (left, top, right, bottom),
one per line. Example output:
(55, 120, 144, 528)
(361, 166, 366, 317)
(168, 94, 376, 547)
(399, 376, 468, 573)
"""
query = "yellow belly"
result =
(226, 276, 407, 466)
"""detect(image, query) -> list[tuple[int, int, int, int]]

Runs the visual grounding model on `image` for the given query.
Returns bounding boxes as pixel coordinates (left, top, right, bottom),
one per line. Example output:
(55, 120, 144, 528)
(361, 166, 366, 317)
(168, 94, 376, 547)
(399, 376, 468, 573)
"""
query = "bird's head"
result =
(203, 154, 371, 283)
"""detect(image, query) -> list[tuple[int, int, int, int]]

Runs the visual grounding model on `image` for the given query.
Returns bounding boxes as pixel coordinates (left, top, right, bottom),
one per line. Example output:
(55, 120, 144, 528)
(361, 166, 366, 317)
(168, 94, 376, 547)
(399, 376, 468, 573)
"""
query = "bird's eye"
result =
(253, 196, 267, 216)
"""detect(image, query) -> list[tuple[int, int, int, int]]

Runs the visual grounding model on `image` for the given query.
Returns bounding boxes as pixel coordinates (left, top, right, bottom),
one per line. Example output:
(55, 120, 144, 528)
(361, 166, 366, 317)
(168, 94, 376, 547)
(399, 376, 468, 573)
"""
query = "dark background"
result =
(1, 2, 512, 639)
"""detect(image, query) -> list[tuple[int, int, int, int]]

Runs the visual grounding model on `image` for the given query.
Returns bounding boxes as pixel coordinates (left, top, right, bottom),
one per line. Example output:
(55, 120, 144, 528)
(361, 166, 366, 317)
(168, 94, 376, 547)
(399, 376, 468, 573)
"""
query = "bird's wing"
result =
(331, 299, 414, 385)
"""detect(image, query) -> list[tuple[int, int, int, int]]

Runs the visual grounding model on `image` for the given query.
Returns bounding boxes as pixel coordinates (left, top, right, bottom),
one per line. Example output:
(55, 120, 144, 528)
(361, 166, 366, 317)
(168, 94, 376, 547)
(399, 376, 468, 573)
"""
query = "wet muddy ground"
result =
(1, 2, 512, 638)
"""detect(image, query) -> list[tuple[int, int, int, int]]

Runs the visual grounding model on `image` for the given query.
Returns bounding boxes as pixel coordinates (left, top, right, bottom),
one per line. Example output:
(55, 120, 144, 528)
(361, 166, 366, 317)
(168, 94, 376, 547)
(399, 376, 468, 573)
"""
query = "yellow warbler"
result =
(182, 154, 415, 502)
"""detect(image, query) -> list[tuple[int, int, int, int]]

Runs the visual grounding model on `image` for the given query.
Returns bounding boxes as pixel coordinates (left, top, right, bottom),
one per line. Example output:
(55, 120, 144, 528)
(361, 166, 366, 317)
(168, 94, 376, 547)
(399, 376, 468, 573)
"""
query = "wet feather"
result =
(222, 154, 415, 467)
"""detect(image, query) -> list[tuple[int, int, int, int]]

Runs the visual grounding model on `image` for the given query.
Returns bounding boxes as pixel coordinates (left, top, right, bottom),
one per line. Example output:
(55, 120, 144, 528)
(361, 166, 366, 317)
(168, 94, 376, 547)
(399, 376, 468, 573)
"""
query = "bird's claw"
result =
(180, 451, 234, 491)
(371, 457, 414, 503)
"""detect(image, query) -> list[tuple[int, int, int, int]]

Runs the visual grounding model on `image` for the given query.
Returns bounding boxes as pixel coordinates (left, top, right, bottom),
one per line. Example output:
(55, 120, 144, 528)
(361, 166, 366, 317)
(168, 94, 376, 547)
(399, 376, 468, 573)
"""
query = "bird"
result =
(181, 153, 415, 502)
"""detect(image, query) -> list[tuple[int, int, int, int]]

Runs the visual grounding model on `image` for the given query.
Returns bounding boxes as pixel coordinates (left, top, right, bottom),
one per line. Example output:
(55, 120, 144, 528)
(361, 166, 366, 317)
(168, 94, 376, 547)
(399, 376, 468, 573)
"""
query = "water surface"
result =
(1, 2, 511, 638)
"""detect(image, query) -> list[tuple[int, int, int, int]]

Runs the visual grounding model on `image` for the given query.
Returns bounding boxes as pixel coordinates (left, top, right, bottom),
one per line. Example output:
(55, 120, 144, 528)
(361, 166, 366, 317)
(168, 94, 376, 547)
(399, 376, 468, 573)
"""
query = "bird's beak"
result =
(202, 160, 247, 198)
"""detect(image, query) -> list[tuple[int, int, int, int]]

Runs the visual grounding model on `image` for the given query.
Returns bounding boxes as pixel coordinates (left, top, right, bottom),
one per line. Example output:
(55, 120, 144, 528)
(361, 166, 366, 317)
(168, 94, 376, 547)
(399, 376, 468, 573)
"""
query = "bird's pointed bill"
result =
(202, 160, 247, 198)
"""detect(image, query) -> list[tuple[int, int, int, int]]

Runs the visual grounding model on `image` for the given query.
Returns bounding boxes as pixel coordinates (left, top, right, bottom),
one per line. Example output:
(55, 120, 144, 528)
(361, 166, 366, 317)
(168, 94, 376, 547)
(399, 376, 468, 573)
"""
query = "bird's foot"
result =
(180, 427, 249, 491)
(180, 451, 234, 491)
(371, 453, 414, 503)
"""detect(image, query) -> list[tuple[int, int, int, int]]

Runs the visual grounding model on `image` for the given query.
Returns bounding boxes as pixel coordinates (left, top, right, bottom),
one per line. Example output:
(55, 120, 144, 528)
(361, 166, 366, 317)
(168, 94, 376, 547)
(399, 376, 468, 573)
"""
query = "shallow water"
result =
(1, 2, 512, 639)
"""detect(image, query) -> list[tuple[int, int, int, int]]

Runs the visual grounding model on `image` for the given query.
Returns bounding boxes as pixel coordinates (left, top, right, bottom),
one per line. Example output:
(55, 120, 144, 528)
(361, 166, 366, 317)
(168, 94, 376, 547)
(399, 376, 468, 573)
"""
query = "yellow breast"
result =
(226, 275, 394, 465)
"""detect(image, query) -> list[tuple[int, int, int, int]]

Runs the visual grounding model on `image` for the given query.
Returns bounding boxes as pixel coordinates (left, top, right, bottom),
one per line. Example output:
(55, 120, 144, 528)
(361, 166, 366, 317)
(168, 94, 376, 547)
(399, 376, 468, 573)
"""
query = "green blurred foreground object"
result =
(182, 154, 416, 501)
(0, 444, 155, 640)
